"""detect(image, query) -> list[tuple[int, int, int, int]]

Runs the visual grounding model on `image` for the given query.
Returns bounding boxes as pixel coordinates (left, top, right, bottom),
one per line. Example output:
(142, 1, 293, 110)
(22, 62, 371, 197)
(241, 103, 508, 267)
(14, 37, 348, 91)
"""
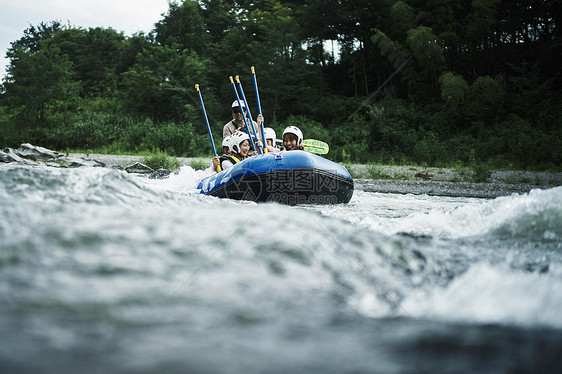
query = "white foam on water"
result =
(387, 187, 562, 240)
(313, 190, 475, 235)
(137, 165, 213, 194)
(400, 262, 562, 328)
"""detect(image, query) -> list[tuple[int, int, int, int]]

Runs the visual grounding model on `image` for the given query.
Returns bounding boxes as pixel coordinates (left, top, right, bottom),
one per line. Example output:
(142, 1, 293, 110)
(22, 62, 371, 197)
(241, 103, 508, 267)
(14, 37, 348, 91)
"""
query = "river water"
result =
(1, 163, 561, 373)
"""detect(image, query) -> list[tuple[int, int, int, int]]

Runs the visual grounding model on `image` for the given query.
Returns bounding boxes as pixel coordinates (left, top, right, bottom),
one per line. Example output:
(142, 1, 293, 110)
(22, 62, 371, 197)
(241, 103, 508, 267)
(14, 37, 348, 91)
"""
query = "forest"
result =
(0, 0, 560, 170)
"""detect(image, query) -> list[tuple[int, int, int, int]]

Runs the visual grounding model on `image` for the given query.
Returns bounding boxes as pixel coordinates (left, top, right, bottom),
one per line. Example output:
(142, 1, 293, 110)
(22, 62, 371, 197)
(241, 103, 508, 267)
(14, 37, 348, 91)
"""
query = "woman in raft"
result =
(212, 132, 252, 172)
(282, 126, 304, 151)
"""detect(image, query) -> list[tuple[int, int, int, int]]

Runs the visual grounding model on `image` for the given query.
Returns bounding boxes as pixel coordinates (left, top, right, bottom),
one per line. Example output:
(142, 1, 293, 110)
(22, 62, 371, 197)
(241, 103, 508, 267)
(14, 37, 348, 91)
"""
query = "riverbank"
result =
(2, 145, 560, 199)
(75, 153, 561, 199)
(348, 164, 562, 198)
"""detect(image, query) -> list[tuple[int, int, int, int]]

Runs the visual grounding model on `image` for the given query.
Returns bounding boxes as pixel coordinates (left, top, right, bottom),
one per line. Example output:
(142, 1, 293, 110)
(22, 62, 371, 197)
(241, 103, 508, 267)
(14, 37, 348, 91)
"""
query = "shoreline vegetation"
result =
(2, 2, 561, 175)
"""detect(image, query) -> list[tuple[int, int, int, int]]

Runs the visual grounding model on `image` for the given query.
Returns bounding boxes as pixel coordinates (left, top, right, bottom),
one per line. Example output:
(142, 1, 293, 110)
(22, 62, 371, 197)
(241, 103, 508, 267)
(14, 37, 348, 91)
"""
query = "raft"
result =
(197, 150, 353, 204)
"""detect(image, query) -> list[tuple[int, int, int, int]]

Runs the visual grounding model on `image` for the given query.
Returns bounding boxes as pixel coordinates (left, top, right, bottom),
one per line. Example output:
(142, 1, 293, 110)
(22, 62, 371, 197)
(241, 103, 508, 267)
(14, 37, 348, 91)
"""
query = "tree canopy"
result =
(1, 0, 560, 169)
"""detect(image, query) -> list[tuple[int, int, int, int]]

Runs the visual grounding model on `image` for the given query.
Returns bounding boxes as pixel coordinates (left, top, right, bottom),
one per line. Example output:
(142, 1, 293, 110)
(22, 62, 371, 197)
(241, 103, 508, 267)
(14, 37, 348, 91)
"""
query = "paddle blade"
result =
(303, 139, 329, 155)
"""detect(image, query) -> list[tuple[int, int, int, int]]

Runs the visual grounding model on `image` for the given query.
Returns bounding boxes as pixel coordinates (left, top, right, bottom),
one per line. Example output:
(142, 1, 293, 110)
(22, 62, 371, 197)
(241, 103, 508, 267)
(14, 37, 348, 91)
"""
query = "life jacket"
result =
(216, 154, 241, 172)
(220, 154, 241, 163)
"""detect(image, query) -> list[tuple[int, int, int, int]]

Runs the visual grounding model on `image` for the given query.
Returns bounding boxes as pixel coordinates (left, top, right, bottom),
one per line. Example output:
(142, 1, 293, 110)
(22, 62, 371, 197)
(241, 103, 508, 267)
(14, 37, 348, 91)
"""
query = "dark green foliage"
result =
(0, 1, 560, 171)
(141, 151, 180, 171)
(189, 159, 210, 171)
(439, 72, 469, 110)
(469, 149, 492, 183)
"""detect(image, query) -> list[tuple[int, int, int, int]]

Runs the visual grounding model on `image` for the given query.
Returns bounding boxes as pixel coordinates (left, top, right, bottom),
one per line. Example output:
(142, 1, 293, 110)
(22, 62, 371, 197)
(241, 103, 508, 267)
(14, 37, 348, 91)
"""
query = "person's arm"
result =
(255, 115, 264, 143)
(266, 145, 280, 153)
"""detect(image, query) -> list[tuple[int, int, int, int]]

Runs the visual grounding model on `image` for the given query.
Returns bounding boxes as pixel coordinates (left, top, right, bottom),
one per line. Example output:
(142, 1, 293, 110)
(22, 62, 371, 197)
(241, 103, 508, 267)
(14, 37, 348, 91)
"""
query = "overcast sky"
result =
(0, 0, 171, 80)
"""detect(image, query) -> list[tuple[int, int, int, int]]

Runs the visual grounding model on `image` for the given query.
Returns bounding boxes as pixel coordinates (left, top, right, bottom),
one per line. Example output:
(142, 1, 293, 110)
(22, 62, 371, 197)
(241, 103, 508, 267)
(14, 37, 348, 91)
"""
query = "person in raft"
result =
(282, 126, 304, 151)
(223, 100, 246, 137)
(264, 127, 280, 153)
(223, 100, 264, 139)
(219, 132, 252, 170)
(223, 100, 266, 151)
(211, 135, 233, 172)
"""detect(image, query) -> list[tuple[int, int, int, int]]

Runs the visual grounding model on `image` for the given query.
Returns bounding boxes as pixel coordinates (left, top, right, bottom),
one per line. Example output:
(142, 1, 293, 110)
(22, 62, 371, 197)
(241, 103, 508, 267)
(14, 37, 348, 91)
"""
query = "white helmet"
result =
(222, 135, 232, 148)
(229, 131, 250, 153)
(264, 127, 276, 144)
(282, 126, 303, 146)
(231, 100, 246, 110)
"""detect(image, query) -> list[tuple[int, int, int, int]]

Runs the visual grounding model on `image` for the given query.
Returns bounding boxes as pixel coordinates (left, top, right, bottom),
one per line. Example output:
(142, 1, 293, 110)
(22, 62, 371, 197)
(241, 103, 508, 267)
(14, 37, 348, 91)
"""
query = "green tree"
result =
(120, 44, 210, 123)
(463, 75, 504, 123)
(51, 27, 126, 97)
(2, 22, 79, 126)
(439, 72, 468, 110)
(155, 0, 209, 55)
(466, 0, 500, 48)
(372, 25, 445, 100)
(388, 1, 416, 41)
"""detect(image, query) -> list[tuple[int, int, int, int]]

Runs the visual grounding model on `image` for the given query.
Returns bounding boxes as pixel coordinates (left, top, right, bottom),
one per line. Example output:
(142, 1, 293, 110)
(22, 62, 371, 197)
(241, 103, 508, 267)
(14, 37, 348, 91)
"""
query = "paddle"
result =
(195, 84, 217, 157)
(235, 75, 263, 154)
(251, 66, 268, 153)
(275, 139, 330, 154)
(229, 76, 257, 153)
(302, 139, 329, 155)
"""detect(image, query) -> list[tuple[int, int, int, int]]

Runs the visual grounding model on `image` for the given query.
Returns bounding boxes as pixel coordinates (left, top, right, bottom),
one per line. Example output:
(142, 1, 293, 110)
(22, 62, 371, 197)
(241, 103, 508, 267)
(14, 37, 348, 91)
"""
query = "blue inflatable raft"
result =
(197, 150, 353, 204)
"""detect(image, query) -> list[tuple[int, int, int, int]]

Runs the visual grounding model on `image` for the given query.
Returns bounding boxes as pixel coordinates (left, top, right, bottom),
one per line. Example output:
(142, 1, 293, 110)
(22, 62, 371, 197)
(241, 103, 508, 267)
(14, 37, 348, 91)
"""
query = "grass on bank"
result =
(343, 160, 495, 183)
(139, 153, 210, 171)
(140, 150, 180, 171)
(188, 160, 209, 171)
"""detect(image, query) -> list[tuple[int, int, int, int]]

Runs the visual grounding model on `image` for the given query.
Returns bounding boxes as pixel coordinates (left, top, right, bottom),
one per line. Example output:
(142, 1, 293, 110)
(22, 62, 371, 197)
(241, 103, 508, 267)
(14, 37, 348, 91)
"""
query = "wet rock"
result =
(1, 147, 34, 164)
(58, 156, 106, 168)
(1, 144, 106, 168)
(124, 162, 154, 174)
(414, 171, 433, 180)
(149, 169, 173, 179)
(17, 143, 63, 161)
